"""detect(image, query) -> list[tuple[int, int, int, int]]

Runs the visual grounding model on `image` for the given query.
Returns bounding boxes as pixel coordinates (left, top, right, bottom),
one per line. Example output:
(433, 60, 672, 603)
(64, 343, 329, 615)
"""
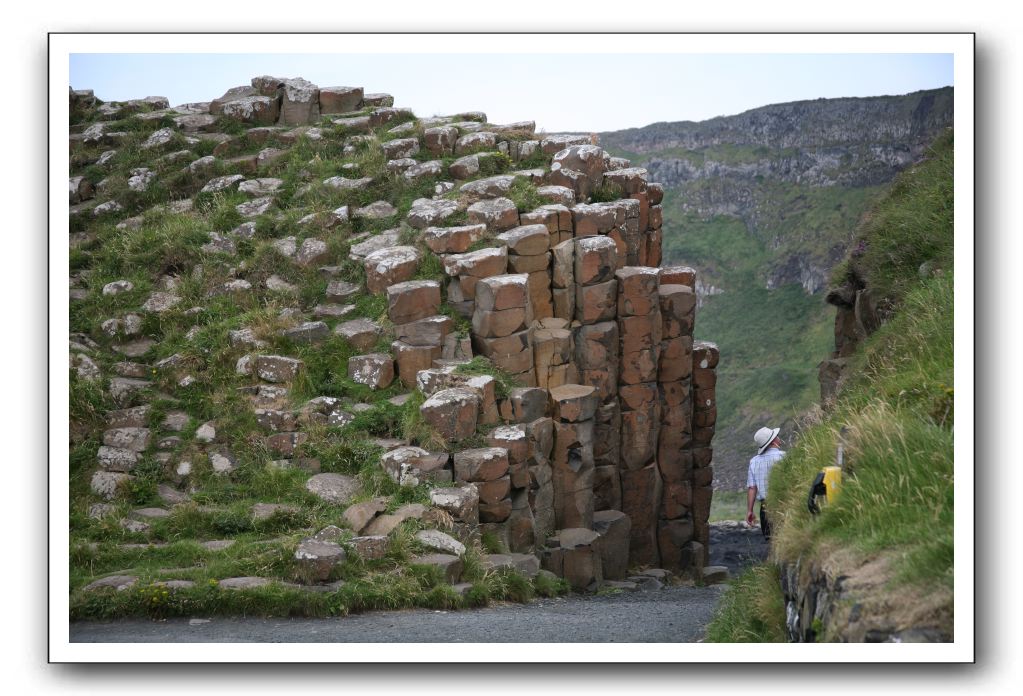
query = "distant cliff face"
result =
(601, 88, 953, 292)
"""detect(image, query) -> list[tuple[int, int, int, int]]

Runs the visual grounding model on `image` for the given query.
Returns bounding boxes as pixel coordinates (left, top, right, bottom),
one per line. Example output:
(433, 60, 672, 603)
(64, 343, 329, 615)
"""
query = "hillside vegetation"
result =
(68, 90, 576, 619)
(603, 89, 952, 488)
(707, 129, 955, 642)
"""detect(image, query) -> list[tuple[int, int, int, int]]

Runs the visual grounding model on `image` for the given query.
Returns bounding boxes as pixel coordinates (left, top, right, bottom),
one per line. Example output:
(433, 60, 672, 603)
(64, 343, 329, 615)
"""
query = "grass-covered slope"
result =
(68, 94, 569, 619)
(707, 129, 955, 641)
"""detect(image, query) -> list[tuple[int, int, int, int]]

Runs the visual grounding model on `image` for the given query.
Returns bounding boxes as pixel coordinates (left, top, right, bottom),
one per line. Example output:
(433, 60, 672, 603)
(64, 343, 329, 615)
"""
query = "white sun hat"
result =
(754, 426, 781, 455)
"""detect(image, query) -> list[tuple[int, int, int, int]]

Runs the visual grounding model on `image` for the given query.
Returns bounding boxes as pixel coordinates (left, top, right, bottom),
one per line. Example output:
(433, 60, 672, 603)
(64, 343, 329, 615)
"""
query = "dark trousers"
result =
(759, 501, 771, 540)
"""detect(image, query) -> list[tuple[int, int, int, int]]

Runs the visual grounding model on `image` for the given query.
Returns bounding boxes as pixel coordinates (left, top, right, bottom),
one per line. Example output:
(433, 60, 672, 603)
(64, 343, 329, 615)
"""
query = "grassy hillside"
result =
(67, 94, 573, 619)
(707, 129, 954, 641)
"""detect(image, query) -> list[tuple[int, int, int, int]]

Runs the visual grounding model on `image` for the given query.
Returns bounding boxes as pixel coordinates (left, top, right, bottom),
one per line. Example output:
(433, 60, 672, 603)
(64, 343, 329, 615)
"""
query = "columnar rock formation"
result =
(69, 75, 718, 598)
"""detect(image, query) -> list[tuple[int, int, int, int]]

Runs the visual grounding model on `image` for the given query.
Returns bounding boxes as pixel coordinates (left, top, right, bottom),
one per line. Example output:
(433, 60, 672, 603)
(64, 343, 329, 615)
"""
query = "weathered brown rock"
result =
(552, 420, 595, 530)
(392, 340, 443, 387)
(411, 554, 463, 584)
(305, 473, 360, 506)
(467, 197, 519, 232)
(658, 335, 693, 382)
(658, 518, 695, 573)
(621, 464, 662, 567)
(443, 247, 508, 302)
(422, 224, 487, 254)
(335, 318, 383, 351)
(347, 353, 395, 389)
(479, 498, 512, 523)
(593, 510, 631, 580)
(574, 236, 618, 286)
(477, 475, 512, 505)
(558, 527, 603, 592)
(615, 266, 660, 316)
(575, 279, 618, 325)
(496, 224, 550, 256)
(471, 307, 530, 338)
(548, 384, 598, 423)
(266, 432, 308, 456)
(620, 402, 660, 470)
(420, 388, 480, 441)
(342, 498, 388, 534)
(659, 284, 697, 339)
(454, 447, 509, 483)
(499, 387, 549, 423)
(394, 315, 452, 347)
(603, 166, 648, 194)
(475, 274, 529, 312)
(572, 321, 619, 401)
(256, 355, 302, 383)
(364, 246, 421, 294)
(693, 341, 720, 369)
(349, 535, 389, 560)
(318, 86, 363, 114)
(294, 539, 346, 583)
(387, 280, 441, 325)
(424, 125, 459, 155)
(429, 485, 480, 524)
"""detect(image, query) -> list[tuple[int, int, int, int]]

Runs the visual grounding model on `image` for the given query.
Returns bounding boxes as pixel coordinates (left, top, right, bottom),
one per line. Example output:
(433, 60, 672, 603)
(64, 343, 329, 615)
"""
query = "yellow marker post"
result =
(822, 466, 842, 503)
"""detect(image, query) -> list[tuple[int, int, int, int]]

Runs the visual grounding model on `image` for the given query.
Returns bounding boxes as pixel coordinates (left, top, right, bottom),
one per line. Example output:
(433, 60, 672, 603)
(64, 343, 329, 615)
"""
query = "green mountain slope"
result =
(708, 130, 955, 642)
(602, 88, 953, 487)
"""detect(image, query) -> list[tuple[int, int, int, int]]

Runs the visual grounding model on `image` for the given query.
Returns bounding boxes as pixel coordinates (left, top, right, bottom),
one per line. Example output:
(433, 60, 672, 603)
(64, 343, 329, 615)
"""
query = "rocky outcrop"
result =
(68, 75, 719, 606)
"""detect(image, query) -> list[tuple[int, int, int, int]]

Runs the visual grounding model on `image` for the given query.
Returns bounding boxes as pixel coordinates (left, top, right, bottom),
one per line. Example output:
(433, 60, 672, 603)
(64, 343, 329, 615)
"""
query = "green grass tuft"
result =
(705, 564, 787, 642)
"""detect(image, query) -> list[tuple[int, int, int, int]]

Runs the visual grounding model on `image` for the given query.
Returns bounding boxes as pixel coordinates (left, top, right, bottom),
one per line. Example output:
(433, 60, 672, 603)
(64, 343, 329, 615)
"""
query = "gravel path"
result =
(70, 584, 726, 643)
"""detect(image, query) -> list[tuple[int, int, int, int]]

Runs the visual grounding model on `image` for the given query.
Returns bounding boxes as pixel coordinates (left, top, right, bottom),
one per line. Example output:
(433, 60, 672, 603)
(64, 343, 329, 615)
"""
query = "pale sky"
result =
(69, 53, 952, 133)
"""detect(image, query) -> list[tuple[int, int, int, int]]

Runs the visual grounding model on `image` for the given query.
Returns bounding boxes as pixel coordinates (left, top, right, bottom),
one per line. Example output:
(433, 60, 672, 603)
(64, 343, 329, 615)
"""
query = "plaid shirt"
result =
(747, 447, 786, 500)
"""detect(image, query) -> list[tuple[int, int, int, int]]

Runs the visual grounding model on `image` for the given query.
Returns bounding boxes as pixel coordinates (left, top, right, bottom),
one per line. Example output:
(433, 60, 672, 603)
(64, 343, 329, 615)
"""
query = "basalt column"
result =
(549, 384, 599, 530)
(472, 274, 535, 387)
(691, 340, 720, 560)
(616, 266, 663, 567)
(655, 267, 698, 572)
(570, 235, 624, 514)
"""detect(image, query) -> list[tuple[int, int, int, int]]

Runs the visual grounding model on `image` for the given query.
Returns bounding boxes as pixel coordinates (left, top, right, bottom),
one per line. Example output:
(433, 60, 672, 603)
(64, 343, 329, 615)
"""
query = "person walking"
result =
(746, 426, 785, 539)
